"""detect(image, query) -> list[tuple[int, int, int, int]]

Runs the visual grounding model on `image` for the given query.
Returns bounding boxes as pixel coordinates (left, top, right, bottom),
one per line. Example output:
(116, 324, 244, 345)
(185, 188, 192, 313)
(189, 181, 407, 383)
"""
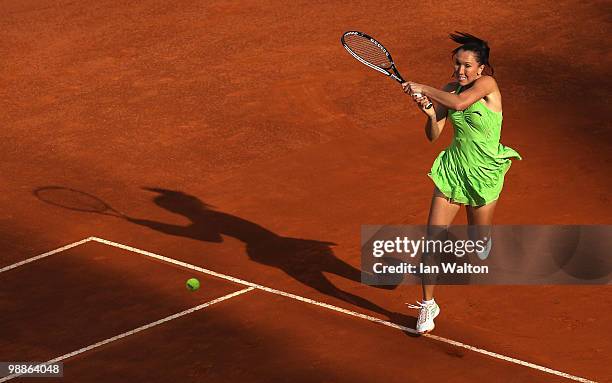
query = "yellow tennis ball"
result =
(186, 278, 200, 291)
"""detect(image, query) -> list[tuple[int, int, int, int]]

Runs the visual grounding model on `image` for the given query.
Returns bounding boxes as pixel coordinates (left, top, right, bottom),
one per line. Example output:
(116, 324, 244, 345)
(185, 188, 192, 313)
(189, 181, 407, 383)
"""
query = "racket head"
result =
(34, 186, 124, 217)
(341, 31, 403, 81)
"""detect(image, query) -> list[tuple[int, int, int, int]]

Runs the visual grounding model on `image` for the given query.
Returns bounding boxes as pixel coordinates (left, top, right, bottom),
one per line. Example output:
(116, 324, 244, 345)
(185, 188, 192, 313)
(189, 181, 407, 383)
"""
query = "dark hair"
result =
(449, 31, 494, 76)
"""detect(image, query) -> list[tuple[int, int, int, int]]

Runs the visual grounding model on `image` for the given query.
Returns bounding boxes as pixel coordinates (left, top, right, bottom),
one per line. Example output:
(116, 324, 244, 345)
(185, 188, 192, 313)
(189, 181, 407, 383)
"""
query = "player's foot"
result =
(407, 300, 440, 334)
(476, 236, 492, 260)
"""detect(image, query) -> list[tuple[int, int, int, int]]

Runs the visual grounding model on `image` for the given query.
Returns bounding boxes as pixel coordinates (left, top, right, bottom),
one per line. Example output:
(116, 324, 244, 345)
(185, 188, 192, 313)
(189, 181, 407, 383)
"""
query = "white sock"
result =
(423, 298, 435, 305)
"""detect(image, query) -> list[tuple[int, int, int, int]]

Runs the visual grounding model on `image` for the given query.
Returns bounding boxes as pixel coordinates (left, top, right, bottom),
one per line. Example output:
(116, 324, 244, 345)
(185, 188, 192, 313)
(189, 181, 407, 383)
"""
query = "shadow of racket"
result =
(34, 186, 130, 219)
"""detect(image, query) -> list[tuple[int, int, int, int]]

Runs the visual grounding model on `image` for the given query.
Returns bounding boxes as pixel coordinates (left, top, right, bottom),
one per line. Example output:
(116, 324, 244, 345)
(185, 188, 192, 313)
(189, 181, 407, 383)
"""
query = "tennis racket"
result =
(341, 31, 433, 109)
(34, 186, 128, 219)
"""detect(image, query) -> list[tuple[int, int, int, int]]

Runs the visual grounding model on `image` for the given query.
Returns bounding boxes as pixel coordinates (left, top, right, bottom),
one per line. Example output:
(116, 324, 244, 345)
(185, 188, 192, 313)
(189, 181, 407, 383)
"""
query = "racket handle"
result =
(413, 92, 434, 109)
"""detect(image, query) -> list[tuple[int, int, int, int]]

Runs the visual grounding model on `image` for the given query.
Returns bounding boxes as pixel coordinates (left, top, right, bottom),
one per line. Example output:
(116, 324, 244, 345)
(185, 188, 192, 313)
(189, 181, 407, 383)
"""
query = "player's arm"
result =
(414, 76, 498, 111)
(408, 82, 455, 142)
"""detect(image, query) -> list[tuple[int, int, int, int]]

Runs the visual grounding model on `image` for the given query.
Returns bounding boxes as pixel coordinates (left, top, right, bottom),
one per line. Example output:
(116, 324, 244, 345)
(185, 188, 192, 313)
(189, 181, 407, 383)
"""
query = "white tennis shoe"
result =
(407, 300, 440, 334)
(476, 236, 492, 260)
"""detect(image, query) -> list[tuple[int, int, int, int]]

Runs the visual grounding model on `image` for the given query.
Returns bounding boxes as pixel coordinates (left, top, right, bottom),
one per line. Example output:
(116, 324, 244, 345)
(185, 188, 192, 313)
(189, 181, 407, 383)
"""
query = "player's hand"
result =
(413, 94, 435, 117)
(404, 81, 425, 96)
(402, 82, 410, 93)
(401, 81, 422, 95)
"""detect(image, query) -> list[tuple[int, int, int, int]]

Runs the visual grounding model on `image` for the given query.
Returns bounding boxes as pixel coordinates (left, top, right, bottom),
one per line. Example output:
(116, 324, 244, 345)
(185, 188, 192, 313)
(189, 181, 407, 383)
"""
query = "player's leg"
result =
(423, 187, 461, 300)
(466, 199, 498, 259)
(466, 198, 497, 224)
(410, 187, 460, 334)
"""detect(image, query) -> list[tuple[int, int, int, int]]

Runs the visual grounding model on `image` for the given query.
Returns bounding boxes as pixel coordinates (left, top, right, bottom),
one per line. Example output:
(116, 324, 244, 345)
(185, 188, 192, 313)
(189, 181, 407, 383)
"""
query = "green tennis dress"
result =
(428, 86, 522, 206)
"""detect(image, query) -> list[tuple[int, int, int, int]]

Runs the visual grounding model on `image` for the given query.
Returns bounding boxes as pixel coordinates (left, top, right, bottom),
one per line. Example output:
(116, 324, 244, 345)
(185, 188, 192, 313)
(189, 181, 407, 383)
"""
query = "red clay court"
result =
(1, 1, 610, 382)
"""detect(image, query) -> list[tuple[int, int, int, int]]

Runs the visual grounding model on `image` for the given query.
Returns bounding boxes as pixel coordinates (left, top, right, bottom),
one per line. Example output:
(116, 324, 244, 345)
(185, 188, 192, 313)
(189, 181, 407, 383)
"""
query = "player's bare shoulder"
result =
(476, 76, 502, 111)
(475, 75, 499, 92)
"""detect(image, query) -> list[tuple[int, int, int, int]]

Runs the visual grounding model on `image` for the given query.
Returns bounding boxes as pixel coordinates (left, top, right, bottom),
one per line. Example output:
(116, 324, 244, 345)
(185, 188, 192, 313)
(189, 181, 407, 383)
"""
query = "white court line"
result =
(1, 237, 598, 383)
(0, 286, 255, 382)
(87, 237, 597, 383)
(0, 238, 93, 274)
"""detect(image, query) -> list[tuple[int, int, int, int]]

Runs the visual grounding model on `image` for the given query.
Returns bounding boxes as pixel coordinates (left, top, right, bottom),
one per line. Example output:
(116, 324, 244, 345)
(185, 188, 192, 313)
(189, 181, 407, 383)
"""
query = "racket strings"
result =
(343, 35, 392, 69)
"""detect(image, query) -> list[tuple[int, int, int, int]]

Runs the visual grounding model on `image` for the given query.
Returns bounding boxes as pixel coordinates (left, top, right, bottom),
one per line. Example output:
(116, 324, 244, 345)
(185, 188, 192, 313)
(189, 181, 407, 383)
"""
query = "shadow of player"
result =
(127, 187, 413, 326)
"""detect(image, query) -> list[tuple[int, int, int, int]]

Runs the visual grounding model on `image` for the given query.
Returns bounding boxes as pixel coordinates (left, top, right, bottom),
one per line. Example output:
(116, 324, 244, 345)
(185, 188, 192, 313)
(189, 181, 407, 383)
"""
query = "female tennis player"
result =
(402, 32, 521, 334)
